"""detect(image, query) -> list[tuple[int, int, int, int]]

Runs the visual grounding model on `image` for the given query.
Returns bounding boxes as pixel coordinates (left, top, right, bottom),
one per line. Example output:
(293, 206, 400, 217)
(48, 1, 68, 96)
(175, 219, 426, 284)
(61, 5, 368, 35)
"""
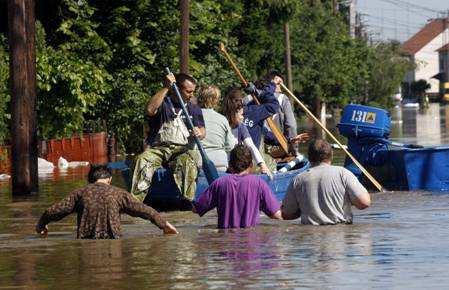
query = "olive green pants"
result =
(131, 144, 199, 201)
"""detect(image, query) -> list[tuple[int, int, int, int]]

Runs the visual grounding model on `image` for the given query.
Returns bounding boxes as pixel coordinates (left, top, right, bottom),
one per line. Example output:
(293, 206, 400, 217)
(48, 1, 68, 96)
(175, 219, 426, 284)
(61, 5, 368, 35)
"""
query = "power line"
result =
(364, 14, 424, 30)
(377, 0, 443, 15)
(375, 0, 440, 18)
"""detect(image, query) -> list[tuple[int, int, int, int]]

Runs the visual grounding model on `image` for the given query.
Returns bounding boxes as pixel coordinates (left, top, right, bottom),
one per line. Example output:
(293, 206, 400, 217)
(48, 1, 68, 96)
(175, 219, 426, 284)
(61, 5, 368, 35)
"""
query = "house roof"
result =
(402, 19, 447, 55)
(437, 43, 449, 52)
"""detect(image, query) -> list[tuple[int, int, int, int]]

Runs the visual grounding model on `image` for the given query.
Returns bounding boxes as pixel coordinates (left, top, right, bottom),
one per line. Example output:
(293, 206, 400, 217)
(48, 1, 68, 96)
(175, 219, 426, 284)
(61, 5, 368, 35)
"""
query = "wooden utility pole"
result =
(180, 0, 189, 74)
(332, 0, 337, 15)
(8, 0, 38, 195)
(283, 23, 293, 91)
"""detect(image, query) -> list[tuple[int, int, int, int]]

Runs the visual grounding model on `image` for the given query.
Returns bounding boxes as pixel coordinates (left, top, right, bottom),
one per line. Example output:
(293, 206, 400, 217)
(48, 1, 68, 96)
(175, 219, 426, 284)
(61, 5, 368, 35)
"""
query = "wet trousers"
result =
(131, 144, 199, 201)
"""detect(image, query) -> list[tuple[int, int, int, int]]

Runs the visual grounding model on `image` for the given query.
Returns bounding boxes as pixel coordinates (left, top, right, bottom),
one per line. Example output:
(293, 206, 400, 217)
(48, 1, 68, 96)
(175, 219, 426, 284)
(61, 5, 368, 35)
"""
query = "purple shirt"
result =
(195, 174, 281, 229)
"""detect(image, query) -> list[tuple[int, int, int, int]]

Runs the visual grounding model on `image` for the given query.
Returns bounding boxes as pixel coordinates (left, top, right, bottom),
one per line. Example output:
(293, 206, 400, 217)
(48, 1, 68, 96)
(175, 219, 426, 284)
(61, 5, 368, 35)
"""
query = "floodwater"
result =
(1, 104, 449, 289)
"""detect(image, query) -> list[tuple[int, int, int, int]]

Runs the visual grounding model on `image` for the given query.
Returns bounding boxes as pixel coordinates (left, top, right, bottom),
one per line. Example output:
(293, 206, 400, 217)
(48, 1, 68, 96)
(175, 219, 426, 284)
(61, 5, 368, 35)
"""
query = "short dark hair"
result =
(228, 145, 253, 173)
(267, 70, 284, 81)
(88, 164, 112, 183)
(175, 73, 197, 87)
(308, 139, 333, 164)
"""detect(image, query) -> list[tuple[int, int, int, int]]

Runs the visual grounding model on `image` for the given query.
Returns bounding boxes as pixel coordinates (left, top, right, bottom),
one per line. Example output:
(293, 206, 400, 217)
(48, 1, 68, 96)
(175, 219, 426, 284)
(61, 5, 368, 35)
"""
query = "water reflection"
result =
(1, 105, 449, 288)
(391, 103, 449, 146)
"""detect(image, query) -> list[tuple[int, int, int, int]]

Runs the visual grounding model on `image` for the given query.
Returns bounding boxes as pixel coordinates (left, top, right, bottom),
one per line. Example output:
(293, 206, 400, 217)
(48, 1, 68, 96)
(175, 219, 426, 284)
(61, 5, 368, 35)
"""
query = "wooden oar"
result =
(218, 43, 290, 155)
(280, 83, 384, 192)
(165, 68, 219, 185)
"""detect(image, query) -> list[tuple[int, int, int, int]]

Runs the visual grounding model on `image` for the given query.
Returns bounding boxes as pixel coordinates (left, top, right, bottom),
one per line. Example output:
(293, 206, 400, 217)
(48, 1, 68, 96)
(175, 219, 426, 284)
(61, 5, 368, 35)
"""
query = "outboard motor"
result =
(337, 104, 391, 180)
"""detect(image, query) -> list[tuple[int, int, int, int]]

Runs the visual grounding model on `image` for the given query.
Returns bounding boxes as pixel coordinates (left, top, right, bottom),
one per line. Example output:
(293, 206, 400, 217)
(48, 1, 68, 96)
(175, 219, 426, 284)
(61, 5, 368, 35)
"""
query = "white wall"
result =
(414, 28, 449, 93)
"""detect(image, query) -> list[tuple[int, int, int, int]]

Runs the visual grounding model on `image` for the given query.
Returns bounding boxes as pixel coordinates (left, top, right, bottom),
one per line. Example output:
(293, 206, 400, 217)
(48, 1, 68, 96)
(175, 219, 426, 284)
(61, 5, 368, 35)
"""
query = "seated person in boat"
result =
(36, 164, 178, 239)
(223, 91, 271, 176)
(225, 86, 309, 175)
(193, 145, 282, 229)
(281, 139, 371, 225)
(131, 73, 205, 201)
(198, 85, 236, 171)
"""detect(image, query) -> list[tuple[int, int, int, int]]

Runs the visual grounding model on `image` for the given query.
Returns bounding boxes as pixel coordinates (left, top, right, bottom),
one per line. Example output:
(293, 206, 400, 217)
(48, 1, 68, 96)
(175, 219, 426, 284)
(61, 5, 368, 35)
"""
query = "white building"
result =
(402, 19, 449, 98)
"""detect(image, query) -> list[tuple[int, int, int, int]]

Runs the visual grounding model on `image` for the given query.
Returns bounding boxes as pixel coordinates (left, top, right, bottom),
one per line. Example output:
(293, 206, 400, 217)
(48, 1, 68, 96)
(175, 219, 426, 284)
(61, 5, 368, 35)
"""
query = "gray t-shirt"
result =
(282, 163, 368, 225)
(201, 109, 236, 169)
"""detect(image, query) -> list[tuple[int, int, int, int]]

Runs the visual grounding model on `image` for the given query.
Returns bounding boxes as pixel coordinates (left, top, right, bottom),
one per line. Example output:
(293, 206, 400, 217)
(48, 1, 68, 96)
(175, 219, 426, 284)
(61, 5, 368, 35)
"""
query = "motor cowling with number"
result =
(337, 104, 391, 179)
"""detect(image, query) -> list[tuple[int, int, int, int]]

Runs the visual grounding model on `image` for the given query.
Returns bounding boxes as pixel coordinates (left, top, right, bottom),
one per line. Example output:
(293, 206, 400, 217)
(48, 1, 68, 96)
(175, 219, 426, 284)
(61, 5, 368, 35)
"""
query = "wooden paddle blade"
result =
(265, 118, 289, 155)
(203, 158, 219, 184)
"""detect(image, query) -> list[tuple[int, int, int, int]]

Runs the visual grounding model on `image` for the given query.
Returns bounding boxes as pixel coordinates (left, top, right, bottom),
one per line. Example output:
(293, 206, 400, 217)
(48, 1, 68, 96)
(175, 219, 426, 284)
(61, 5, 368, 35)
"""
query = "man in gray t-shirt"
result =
(281, 139, 371, 225)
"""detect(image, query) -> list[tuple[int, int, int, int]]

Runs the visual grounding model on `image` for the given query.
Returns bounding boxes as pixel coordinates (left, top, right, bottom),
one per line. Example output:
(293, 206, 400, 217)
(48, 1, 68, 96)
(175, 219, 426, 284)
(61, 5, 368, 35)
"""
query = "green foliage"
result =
(0, 35, 9, 144)
(363, 42, 415, 107)
(0, 0, 414, 152)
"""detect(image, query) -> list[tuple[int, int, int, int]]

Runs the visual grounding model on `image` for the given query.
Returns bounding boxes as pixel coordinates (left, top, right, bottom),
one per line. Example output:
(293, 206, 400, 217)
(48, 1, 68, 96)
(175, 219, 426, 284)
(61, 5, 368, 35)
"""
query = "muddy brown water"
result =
(1, 104, 449, 289)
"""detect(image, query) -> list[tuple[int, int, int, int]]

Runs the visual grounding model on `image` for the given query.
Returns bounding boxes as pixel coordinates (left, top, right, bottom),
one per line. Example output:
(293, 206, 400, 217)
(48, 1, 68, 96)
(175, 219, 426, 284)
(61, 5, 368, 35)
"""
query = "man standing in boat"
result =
(281, 139, 371, 225)
(131, 72, 205, 202)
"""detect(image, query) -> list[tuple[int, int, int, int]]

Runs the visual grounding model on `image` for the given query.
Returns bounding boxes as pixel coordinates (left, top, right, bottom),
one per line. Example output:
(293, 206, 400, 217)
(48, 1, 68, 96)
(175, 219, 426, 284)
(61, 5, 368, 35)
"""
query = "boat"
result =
(108, 159, 311, 210)
(338, 104, 449, 192)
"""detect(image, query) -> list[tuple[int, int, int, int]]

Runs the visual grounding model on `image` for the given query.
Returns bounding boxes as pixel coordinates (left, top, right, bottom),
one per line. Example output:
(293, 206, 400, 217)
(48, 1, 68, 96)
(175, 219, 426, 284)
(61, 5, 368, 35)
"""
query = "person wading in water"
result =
(193, 145, 282, 229)
(36, 164, 178, 239)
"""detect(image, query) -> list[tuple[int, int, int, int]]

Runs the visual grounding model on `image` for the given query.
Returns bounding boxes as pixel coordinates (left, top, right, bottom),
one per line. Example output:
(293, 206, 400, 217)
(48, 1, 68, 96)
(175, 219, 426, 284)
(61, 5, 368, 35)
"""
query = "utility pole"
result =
(332, 0, 337, 15)
(283, 23, 293, 91)
(8, 0, 38, 195)
(180, 0, 189, 74)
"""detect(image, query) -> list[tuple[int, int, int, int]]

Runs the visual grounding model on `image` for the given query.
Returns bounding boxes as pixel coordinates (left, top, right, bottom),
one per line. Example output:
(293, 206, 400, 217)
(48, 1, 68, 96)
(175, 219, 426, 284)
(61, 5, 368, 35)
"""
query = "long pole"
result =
(180, 0, 189, 73)
(219, 43, 290, 155)
(283, 23, 293, 91)
(8, 0, 38, 195)
(280, 83, 384, 192)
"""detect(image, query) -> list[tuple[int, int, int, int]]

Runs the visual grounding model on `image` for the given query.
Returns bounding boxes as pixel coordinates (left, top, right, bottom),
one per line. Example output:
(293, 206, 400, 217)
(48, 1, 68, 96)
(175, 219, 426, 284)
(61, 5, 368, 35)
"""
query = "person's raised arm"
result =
(121, 192, 178, 234)
(146, 74, 175, 116)
(35, 190, 80, 236)
(245, 82, 279, 123)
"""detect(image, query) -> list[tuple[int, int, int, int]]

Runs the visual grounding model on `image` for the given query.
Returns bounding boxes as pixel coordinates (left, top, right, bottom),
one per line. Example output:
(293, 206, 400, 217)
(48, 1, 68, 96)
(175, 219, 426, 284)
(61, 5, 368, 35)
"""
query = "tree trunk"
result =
(180, 0, 189, 74)
(283, 22, 293, 91)
(8, 0, 38, 195)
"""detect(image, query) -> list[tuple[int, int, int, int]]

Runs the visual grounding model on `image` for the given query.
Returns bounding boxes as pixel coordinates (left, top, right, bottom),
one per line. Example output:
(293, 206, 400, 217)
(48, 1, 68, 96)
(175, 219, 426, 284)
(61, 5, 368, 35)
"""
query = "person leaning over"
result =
(198, 85, 236, 171)
(193, 145, 282, 229)
(36, 164, 178, 239)
(281, 139, 371, 225)
(131, 72, 205, 201)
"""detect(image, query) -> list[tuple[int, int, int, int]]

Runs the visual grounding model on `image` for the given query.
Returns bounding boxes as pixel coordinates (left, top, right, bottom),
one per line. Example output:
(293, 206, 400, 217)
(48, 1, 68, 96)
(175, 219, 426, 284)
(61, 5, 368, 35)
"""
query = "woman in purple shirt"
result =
(193, 145, 282, 229)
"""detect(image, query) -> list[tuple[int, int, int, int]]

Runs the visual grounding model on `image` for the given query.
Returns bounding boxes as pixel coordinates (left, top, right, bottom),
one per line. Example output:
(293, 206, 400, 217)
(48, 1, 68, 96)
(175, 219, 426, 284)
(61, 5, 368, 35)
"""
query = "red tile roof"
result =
(402, 19, 447, 55)
(437, 43, 449, 52)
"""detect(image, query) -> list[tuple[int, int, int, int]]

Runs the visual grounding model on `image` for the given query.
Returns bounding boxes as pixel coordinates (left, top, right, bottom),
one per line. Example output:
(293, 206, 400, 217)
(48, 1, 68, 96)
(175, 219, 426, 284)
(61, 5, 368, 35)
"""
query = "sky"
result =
(356, 0, 449, 42)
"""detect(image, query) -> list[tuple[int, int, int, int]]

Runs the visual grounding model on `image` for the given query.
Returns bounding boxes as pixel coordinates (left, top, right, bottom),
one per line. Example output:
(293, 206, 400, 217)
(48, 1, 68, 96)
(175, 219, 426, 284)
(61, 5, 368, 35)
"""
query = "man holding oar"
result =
(131, 72, 205, 202)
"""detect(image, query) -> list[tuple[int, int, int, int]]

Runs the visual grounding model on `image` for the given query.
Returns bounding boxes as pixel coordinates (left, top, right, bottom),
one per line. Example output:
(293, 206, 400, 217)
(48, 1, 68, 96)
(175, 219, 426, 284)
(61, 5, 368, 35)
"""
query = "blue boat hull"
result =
(365, 146, 449, 192)
(108, 160, 310, 210)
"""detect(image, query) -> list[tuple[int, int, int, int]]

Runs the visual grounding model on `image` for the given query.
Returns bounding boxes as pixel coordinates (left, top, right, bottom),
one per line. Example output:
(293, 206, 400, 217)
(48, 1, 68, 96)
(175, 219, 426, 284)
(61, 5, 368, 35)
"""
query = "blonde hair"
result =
(197, 85, 221, 109)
